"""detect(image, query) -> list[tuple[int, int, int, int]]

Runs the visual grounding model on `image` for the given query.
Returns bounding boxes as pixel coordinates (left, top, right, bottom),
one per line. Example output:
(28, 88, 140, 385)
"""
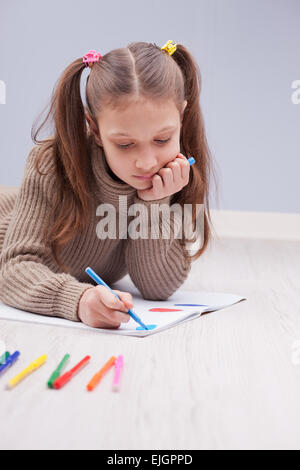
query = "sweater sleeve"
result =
(124, 193, 192, 300)
(0, 146, 94, 322)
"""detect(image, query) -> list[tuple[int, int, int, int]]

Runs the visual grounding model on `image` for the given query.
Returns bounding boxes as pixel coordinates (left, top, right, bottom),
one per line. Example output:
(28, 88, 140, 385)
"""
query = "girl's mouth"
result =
(133, 174, 155, 180)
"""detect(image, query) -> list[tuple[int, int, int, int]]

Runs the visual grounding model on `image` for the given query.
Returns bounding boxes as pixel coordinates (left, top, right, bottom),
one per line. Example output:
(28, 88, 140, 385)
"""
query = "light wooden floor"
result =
(1, 235, 300, 450)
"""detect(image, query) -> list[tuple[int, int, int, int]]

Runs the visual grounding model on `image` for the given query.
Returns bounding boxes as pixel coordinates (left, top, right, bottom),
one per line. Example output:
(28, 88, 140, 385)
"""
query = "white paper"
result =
(0, 289, 246, 337)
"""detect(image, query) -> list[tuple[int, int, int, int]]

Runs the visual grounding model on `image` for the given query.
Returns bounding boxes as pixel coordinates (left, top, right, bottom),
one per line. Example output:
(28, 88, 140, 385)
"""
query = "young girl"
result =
(0, 40, 217, 329)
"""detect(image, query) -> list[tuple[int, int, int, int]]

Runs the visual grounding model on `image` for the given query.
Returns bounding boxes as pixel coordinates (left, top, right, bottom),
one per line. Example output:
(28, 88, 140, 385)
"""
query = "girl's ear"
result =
(180, 100, 187, 123)
(85, 110, 103, 146)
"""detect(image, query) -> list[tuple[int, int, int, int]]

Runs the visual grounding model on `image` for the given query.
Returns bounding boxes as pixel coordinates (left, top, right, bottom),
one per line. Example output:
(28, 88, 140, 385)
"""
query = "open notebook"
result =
(0, 288, 246, 337)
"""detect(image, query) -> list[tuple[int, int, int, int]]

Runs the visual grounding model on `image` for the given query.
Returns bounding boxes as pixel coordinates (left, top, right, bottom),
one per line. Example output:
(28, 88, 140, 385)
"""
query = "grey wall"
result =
(0, 0, 299, 213)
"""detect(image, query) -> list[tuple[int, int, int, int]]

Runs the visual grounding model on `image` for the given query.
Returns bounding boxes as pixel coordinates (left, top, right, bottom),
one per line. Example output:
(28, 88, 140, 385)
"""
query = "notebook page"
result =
(0, 290, 246, 337)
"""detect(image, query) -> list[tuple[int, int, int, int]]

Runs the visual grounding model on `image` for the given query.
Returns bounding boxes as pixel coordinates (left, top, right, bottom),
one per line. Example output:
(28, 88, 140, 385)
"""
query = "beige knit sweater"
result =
(0, 139, 192, 322)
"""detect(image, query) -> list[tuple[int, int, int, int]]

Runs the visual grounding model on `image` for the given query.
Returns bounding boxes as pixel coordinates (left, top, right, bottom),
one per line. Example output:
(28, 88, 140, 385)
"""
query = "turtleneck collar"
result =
(89, 139, 137, 209)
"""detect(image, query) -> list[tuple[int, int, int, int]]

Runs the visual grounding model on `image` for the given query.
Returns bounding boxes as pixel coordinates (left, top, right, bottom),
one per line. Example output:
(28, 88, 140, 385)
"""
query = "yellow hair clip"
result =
(161, 40, 177, 56)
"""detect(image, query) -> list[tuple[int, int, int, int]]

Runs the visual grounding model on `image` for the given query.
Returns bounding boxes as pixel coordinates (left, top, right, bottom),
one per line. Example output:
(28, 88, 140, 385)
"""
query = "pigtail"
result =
(55, 59, 91, 200)
(31, 58, 92, 272)
(171, 45, 219, 259)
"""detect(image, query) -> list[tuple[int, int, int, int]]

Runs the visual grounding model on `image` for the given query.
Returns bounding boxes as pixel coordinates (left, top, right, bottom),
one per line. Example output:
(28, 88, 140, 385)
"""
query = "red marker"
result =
(53, 355, 91, 389)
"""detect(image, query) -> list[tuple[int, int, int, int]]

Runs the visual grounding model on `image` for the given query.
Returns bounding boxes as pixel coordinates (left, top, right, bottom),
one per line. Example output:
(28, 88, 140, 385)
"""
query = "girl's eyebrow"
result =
(109, 125, 177, 137)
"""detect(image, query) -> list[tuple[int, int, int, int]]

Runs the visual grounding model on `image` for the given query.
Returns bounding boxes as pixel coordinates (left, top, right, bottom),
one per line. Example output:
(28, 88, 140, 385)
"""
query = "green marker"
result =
(47, 354, 70, 388)
(0, 352, 10, 365)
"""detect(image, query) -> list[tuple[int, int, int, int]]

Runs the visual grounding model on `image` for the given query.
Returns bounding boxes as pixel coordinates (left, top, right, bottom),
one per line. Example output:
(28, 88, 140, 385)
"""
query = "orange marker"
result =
(87, 356, 116, 391)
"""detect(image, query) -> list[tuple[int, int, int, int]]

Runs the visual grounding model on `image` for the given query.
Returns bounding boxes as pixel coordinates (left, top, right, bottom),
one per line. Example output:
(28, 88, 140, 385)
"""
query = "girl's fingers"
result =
(158, 167, 174, 188)
(179, 159, 190, 182)
(95, 285, 125, 310)
(97, 303, 129, 324)
(94, 286, 131, 324)
(163, 154, 189, 184)
(137, 153, 190, 202)
(176, 153, 188, 161)
(152, 174, 163, 194)
(166, 161, 181, 186)
(88, 312, 122, 328)
(173, 154, 190, 183)
(114, 289, 133, 308)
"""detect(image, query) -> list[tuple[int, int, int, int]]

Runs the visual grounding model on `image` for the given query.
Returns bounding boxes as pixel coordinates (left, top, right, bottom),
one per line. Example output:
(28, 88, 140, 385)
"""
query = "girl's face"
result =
(89, 98, 187, 189)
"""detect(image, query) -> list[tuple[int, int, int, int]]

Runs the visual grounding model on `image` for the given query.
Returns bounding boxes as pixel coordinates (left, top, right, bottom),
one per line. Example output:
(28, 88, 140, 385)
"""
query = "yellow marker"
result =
(8, 354, 47, 389)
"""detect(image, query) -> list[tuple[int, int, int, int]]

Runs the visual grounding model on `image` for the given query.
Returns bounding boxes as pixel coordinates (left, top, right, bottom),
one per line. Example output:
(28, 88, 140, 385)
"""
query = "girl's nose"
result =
(135, 154, 158, 172)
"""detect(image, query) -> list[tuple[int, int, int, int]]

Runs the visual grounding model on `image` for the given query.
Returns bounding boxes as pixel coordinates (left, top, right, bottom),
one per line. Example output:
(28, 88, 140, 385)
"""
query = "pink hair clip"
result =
(82, 49, 102, 68)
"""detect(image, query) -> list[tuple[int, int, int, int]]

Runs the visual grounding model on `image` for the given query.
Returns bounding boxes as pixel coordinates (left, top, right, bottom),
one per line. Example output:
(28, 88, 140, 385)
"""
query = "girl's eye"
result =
(117, 138, 170, 150)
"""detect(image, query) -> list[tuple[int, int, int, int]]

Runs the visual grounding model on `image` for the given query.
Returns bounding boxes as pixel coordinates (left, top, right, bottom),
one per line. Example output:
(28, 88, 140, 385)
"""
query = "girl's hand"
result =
(78, 286, 134, 329)
(137, 153, 191, 202)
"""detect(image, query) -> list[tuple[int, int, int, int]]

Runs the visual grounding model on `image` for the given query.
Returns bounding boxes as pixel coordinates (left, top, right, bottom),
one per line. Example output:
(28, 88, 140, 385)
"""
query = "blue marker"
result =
(188, 156, 196, 166)
(85, 267, 149, 330)
(136, 324, 156, 331)
(0, 351, 20, 375)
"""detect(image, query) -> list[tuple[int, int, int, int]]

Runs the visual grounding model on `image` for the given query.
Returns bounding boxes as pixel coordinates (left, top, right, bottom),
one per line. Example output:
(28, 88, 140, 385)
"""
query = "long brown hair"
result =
(32, 41, 219, 271)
